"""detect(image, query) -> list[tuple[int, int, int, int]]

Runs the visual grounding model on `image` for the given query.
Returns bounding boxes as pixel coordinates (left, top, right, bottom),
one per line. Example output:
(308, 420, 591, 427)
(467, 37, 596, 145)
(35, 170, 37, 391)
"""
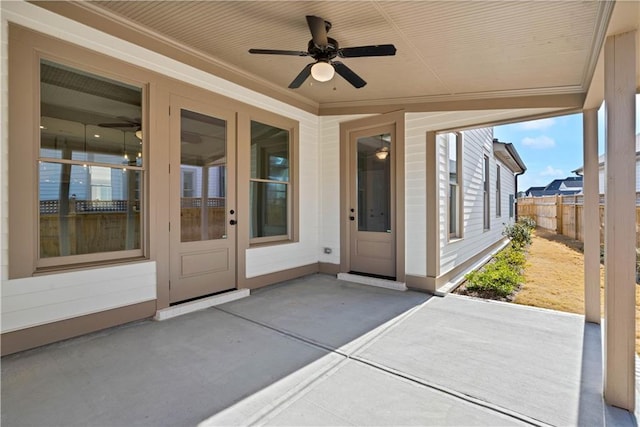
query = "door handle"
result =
(229, 219, 237, 225)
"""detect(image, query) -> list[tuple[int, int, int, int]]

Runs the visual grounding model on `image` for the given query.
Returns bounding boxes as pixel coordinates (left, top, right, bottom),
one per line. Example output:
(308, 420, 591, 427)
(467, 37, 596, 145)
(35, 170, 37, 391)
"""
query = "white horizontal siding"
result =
(499, 159, 517, 221)
(404, 114, 428, 276)
(316, 115, 369, 266)
(441, 127, 510, 275)
(2, 262, 156, 333)
(596, 160, 640, 194)
(403, 114, 522, 278)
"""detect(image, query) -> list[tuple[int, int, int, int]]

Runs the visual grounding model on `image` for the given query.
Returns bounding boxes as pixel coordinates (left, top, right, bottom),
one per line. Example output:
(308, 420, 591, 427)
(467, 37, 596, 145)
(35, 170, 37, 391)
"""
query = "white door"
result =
(169, 95, 236, 303)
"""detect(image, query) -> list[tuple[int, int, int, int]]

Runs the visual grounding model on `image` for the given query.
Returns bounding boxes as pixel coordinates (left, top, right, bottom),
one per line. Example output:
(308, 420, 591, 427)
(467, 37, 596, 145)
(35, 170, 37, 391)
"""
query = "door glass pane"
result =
(180, 109, 227, 242)
(357, 134, 391, 232)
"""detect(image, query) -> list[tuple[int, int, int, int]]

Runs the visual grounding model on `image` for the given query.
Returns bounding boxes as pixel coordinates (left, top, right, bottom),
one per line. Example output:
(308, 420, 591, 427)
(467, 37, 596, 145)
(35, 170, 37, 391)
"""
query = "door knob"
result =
(349, 216, 355, 221)
(229, 219, 237, 225)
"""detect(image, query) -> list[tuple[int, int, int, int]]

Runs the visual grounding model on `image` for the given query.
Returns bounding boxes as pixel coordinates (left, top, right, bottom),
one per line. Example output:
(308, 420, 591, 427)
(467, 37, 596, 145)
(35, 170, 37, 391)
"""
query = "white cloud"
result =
(522, 135, 555, 149)
(518, 118, 556, 130)
(539, 165, 564, 177)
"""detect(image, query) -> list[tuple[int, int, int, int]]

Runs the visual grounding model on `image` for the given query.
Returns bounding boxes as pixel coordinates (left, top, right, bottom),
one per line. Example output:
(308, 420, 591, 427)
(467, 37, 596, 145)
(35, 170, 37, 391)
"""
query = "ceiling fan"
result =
(99, 117, 207, 144)
(98, 117, 142, 140)
(249, 15, 396, 89)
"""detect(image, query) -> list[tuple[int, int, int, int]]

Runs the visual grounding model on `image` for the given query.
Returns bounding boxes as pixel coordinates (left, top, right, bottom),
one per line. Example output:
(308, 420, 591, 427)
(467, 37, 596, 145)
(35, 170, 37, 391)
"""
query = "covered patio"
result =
(2, 275, 636, 426)
(1, 0, 639, 423)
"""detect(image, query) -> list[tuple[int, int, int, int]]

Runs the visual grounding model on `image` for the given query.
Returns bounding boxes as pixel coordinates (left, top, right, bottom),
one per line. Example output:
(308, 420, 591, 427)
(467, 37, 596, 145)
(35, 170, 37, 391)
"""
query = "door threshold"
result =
(338, 272, 407, 291)
(154, 289, 250, 321)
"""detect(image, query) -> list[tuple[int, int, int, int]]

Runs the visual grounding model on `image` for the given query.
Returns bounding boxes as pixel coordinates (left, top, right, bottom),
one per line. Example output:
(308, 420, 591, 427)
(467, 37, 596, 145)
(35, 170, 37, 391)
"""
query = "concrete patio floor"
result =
(2, 273, 638, 426)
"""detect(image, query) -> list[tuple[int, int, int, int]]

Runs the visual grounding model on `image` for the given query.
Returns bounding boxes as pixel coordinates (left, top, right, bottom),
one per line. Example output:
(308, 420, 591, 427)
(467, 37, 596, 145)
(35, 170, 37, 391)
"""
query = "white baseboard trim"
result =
(337, 273, 407, 291)
(154, 289, 250, 321)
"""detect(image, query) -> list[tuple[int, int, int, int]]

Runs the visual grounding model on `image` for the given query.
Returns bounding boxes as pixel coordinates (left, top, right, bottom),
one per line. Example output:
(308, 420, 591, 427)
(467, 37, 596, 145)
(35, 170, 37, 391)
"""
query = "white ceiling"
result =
(33, 1, 632, 116)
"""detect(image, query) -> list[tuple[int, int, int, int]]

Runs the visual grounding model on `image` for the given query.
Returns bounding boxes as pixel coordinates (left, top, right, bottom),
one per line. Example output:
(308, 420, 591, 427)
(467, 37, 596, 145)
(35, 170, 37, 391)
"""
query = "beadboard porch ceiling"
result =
(32, 1, 636, 115)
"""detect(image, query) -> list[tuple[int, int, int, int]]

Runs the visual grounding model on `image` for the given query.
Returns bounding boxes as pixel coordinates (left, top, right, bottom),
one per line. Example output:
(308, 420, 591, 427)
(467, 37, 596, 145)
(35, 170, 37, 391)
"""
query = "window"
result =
(38, 59, 144, 266)
(509, 194, 515, 219)
(447, 133, 463, 238)
(181, 169, 195, 198)
(483, 155, 490, 230)
(249, 120, 291, 242)
(496, 165, 501, 217)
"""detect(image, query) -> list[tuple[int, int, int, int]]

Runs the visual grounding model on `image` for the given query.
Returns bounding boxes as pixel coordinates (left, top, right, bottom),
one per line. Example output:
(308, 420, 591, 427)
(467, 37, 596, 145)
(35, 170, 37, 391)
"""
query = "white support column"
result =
(583, 109, 600, 324)
(425, 131, 440, 292)
(603, 30, 637, 412)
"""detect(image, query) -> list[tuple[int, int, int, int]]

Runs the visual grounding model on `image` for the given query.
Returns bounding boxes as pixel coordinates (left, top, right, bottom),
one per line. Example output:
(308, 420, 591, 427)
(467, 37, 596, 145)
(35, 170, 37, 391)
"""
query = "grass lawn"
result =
(515, 228, 640, 353)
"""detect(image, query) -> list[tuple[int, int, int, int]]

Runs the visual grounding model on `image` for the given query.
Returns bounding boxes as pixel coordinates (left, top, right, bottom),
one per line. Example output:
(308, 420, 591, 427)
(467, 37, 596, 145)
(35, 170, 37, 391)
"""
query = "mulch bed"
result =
(453, 282, 522, 302)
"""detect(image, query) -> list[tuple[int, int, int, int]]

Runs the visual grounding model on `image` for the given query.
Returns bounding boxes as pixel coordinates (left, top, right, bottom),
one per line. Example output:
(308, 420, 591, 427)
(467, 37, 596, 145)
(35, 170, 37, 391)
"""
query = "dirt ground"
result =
(516, 228, 640, 353)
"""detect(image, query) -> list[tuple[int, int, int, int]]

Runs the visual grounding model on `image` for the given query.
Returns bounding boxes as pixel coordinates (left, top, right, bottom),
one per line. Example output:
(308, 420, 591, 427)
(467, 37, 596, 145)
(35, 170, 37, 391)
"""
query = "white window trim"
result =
(446, 132, 464, 240)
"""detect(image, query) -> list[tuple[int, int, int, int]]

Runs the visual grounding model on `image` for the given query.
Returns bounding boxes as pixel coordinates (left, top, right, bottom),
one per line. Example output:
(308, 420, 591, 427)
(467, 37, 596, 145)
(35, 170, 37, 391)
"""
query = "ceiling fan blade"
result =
(288, 63, 314, 89)
(338, 44, 397, 58)
(306, 15, 328, 48)
(249, 49, 309, 57)
(333, 62, 366, 89)
(98, 122, 136, 128)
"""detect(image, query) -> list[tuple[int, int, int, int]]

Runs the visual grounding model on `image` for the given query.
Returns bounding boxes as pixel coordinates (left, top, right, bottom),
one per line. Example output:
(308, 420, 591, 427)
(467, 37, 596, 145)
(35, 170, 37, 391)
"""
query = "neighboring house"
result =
(0, 1, 631, 383)
(572, 134, 640, 193)
(523, 176, 583, 197)
(524, 186, 546, 197)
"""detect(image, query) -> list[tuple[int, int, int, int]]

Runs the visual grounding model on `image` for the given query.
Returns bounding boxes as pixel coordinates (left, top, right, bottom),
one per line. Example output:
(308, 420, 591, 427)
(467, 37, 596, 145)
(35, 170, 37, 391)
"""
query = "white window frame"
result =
(483, 154, 491, 230)
(496, 164, 502, 217)
(446, 132, 464, 240)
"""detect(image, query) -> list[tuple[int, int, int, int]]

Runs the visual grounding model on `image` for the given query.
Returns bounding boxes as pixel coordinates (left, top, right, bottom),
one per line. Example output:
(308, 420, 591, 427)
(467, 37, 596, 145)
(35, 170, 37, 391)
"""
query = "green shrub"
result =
(494, 245, 526, 268)
(464, 259, 523, 297)
(463, 219, 532, 298)
(503, 218, 534, 249)
(518, 216, 536, 231)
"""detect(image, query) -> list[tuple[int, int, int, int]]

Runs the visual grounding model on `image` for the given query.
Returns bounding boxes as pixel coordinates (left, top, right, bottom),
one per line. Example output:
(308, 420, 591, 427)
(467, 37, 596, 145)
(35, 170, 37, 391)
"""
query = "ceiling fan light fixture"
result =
(135, 129, 143, 140)
(375, 146, 390, 160)
(311, 61, 334, 82)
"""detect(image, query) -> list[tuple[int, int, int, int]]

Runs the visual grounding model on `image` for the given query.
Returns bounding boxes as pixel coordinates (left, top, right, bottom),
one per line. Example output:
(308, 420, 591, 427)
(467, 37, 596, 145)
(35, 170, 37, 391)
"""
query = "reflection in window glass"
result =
(250, 182, 287, 238)
(357, 134, 391, 233)
(250, 121, 290, 239)
(39, 163, 141, 258)
(39, 60, 144, 260)
(179, 109, 227, 242)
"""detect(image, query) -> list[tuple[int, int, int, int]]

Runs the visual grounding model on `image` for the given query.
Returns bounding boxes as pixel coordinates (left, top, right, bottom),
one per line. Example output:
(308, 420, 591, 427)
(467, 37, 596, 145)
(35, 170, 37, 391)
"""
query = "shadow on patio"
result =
(1, 274, 637, 426)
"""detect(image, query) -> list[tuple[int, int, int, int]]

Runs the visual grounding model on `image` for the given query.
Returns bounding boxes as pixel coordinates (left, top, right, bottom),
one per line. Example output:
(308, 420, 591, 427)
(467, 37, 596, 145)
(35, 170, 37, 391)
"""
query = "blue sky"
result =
(493, 95, 640, 192)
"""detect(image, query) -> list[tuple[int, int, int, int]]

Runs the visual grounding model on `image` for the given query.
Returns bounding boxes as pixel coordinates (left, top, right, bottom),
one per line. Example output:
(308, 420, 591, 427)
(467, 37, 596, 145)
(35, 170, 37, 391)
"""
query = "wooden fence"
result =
(518, 194, 640, 247)
(40, 198, 225, 257)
